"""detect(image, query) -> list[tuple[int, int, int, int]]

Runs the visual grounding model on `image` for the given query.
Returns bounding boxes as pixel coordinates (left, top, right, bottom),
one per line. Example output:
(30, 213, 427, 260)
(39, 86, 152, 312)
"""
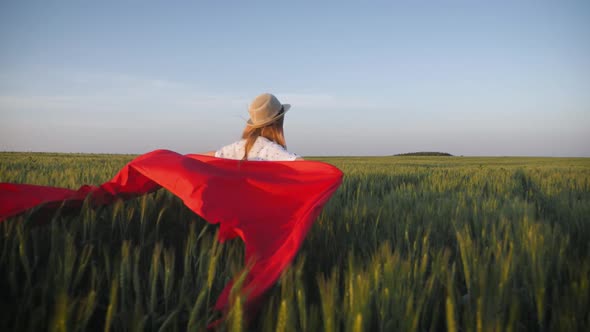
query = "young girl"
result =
(204, 93, 303, 161)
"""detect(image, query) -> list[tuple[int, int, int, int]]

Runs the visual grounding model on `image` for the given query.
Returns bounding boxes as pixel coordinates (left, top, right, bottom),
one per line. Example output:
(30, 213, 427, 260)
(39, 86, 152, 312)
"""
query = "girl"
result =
(204, 93, 303, 161)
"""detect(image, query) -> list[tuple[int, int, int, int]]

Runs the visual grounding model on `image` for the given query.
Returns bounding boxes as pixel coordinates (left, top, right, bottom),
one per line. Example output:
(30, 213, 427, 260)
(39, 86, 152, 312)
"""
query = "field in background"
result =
(1, 152, 589, 331)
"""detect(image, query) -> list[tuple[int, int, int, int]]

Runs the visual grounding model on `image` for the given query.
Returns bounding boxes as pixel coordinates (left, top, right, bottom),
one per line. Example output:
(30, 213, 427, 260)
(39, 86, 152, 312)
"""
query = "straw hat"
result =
(247, 93, 291, 128)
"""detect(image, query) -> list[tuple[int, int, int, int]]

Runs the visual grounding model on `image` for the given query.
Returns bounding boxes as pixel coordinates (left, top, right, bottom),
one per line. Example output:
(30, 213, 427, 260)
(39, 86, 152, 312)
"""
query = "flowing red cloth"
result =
(0, 149, 342, 312)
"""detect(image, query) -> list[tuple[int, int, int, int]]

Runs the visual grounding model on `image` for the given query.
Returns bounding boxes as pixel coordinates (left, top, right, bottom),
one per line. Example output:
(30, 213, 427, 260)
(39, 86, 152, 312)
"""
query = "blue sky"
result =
(1, 1, 589, 156)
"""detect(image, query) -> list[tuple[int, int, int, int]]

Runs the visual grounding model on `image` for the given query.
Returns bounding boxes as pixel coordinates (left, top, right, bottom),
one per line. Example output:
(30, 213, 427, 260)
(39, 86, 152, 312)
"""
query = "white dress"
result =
(215, 137, 299, 161)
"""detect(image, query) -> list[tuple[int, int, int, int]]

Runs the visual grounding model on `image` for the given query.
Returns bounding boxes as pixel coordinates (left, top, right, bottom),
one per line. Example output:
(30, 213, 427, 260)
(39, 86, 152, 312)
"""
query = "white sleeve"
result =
(215, 141, 239, 159)
(262, 142, 299, 161)
(214, 148, 224, 158)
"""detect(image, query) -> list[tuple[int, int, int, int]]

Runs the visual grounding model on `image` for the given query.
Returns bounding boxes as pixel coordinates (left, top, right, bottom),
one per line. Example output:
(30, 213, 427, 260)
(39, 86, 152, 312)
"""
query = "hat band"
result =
(255, 106, 283, 124)
(248, 106, 285, 128)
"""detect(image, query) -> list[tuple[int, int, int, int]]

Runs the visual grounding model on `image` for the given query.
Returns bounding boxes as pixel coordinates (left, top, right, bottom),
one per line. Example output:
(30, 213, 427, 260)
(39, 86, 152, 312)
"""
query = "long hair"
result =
(242, 111, 286, 160)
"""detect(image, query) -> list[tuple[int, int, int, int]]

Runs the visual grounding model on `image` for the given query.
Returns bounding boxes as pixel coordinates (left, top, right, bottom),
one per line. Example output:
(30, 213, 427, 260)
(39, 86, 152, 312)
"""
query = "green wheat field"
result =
(1, 152, 589, 331)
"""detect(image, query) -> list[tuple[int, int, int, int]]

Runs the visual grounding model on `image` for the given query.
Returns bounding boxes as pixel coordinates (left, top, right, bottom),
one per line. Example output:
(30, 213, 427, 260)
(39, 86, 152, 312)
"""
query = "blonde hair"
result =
(241, 112, 286, 160)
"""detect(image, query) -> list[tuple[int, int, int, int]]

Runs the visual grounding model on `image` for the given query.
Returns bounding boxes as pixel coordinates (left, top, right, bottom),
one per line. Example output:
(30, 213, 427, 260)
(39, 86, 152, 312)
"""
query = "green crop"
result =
(1, 152, 589, 331)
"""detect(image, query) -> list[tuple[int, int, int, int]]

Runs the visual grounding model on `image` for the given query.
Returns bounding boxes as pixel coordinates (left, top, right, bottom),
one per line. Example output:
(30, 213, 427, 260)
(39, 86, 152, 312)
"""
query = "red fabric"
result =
(0, 149, 342, 312)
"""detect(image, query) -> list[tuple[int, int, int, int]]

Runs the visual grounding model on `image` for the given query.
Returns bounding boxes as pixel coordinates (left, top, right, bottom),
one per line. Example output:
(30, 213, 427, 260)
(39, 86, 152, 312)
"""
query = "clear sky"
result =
(1, 1, 589, 156)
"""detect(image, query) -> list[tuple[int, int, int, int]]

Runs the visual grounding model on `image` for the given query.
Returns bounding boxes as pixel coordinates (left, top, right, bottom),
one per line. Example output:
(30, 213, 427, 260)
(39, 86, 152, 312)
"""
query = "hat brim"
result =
(246, 104, 290, 128)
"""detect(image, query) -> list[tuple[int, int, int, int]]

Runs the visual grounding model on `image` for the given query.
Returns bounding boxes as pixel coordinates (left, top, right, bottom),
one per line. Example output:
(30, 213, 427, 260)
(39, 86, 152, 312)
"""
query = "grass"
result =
(1, 152, 589, 331)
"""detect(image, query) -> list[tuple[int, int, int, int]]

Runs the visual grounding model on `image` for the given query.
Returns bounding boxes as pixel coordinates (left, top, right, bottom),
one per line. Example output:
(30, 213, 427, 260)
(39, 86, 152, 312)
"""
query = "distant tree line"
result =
(394, 152, 453, 156)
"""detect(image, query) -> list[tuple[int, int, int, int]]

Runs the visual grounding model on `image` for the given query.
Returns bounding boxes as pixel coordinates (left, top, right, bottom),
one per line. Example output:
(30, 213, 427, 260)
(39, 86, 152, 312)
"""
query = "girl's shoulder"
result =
(254, 137, 299, 161)
(215, 139, 246, 159)
(215, 137, 299, 161)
